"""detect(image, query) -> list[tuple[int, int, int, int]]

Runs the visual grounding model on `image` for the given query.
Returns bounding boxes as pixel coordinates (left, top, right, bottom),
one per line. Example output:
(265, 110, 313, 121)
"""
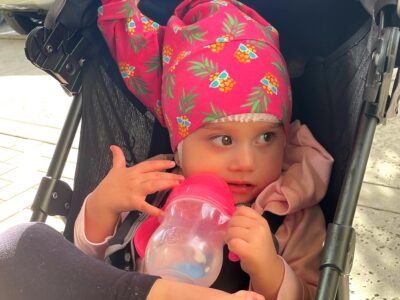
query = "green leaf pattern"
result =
(145, 55, 161, 74)
(128, 75, 150, 96)
(165, 73, 176, 99)
(246, 39, 267, 50)
(181, 25, 207, 44)
(202, 103, 227, 122)
(222, 13, 246, 37)
(272, 61, 290, 85)
(129, 34, 148, 53)
(209, 3, 221, 16)
(117, 3, 133, 18)
(187, 57, 219, 78)
(179, 89, 198, 114)
(190, 10, 203, 23)
(241, 87, 270, 113)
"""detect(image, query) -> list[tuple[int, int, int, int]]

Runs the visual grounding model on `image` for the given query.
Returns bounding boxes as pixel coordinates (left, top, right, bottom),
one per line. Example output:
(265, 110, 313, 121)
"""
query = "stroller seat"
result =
(23, 0, 400, 299)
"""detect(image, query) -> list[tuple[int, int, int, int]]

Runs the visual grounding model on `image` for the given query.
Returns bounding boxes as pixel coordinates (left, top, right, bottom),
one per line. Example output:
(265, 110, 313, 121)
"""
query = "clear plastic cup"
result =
(143, 173, 235, 287)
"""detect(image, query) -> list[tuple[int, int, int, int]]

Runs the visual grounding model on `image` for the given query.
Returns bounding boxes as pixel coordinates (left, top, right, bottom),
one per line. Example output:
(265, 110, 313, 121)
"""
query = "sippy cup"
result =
(138, 173, 236, 287)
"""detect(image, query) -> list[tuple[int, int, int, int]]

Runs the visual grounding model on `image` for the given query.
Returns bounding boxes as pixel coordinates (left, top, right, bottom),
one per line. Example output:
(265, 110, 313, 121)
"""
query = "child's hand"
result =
(224, 290, 265, 300)
(92, 145, 184, 216)
(225, 206, 279, 277)
(148, 279, 265, 300)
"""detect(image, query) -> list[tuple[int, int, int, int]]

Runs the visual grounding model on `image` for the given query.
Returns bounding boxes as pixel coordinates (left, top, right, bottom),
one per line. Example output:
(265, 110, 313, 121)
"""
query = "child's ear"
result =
(173, 151, 181, 167)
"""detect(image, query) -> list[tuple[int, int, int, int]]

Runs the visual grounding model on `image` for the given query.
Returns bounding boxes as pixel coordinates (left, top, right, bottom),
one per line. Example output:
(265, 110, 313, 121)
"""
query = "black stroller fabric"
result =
(63, 0, 372, 240)
(64, 48, 171, 240)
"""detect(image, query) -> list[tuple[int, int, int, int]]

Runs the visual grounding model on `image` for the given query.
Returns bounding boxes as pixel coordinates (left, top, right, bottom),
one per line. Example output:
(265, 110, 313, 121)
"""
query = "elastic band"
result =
(214, 113, 280, 123)
(176, 141, 183, 169)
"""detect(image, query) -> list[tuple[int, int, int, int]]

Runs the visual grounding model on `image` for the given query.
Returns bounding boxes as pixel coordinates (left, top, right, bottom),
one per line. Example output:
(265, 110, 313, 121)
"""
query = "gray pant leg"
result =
(0, 223, 158, 300)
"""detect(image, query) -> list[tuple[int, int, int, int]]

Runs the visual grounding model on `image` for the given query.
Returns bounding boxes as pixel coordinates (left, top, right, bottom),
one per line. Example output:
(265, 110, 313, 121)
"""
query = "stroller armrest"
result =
(24, 22, 103, 96)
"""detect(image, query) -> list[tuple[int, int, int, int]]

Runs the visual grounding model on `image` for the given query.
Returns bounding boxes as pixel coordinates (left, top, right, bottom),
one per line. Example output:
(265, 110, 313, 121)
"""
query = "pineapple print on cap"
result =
(260, 72, 279, 95)
(188, 57, 236, 93)
(170, 50, 192, 72)
(125, 18, 136, 36)
(163, 45, 173, 64)
(234, 42, 258, 64)
(177, 89, 198, 138)
(119, 63, 135, 79)
(141, 14, 160, 32)
(208, 70, 236, 93)
(206, 13, 246, 53)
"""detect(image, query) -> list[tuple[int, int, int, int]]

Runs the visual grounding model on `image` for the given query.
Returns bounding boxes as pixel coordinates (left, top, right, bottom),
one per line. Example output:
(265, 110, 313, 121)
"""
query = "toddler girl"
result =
(75, 0, 334, 299)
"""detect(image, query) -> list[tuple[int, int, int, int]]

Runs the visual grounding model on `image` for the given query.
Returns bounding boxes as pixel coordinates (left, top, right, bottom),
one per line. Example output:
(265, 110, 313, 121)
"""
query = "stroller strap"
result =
(105, 192, 166, 271)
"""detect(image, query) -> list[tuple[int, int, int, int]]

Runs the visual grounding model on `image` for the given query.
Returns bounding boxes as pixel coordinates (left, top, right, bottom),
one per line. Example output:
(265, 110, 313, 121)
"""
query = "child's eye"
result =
(212, 135, 233, 146)
(256, 132, 275, 144)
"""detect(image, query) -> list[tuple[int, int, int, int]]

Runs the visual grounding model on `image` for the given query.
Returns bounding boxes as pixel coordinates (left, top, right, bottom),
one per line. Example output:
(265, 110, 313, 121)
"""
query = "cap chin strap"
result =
(175, 141, 184, 169)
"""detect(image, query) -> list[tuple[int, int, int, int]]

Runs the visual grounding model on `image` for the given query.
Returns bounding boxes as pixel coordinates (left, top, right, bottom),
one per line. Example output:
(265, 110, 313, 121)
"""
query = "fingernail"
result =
(167, 161, 176, 168)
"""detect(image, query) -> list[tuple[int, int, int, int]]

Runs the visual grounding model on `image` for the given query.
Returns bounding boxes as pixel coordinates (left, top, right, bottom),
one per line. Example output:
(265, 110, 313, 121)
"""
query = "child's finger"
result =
(141, 178, 183, 195)
(147, 153, 174, 161)
(136, 172, 185, 183)
(226, 226, 250, 243)
(110, 145, 126, 169)
(234, 206, 264, 221)
(133, 159, 177, 173)
(232, 290, 265, 300)
(137, 201, 164, 217)
(228, 215, 256, 229)
(226, 238, 249, 257)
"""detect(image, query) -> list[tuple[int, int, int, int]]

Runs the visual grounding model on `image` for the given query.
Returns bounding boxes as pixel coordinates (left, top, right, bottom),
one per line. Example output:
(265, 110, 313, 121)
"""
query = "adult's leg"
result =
(0, 223, 158, 300)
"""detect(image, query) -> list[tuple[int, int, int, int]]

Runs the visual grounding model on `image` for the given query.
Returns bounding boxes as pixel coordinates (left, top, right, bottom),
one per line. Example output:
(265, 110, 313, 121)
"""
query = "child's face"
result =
(180, 121, 285, 204)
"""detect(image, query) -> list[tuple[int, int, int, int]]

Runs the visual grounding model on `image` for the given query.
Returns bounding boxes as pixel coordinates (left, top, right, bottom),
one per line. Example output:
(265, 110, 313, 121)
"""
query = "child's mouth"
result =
(227, 182, 255, 194)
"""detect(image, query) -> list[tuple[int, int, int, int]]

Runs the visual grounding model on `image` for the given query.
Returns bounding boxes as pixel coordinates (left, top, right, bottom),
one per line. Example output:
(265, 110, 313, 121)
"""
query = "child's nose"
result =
(229, 145, 255, 171)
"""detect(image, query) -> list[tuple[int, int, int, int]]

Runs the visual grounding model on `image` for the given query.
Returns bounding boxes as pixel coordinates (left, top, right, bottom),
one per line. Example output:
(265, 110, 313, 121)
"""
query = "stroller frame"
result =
(25, 1, 400, 299)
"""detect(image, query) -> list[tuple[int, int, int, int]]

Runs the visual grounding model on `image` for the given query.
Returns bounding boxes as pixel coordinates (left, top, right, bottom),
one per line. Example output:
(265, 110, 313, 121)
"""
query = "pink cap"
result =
(98, 0, 292, 150)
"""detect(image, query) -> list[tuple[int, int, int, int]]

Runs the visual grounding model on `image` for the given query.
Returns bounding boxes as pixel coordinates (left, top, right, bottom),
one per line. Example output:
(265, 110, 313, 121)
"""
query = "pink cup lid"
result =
(166, 173, 236, 216)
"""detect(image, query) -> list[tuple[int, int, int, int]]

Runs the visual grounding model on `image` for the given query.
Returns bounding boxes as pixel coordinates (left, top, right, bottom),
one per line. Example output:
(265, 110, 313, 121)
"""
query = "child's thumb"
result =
(110, 145, 126, 168)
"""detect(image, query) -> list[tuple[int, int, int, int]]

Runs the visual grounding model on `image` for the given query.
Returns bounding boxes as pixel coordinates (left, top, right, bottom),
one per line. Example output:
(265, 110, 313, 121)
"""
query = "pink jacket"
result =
(74, 121, 334, 300)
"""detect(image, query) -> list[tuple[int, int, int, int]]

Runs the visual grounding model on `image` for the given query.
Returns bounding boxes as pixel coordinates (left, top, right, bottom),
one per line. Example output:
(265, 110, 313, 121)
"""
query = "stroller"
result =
(24, 0, 400, 299)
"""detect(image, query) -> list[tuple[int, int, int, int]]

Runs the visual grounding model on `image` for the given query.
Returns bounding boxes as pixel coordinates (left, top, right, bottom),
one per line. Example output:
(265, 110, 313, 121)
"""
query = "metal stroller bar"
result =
(317, 9, 400, 299)
(30, 94, 82, 222)
(317, 107, 376, 299)
(25, 18, 96, 221)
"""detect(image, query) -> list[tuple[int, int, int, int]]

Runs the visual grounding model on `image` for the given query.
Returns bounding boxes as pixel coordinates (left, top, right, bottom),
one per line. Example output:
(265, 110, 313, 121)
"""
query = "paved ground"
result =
(0, 23, 399, 299)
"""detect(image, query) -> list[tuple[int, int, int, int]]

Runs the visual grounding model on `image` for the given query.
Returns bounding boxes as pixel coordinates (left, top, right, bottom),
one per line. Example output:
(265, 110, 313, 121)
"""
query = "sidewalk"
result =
(0, 24, 399, 299)
(0, 26, 78, 232)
